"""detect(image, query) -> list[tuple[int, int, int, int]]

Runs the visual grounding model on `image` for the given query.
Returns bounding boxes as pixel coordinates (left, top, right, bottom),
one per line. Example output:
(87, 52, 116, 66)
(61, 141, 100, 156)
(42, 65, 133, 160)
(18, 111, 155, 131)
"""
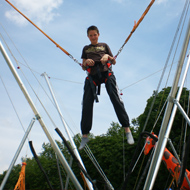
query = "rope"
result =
(0, 74, 30, 158)
(132, 155, 146, 190)
(83, 144, 114, 190)
(0, 75, 26, 133)
(114, 0, 155, 59)
(151, 99, 168, 132)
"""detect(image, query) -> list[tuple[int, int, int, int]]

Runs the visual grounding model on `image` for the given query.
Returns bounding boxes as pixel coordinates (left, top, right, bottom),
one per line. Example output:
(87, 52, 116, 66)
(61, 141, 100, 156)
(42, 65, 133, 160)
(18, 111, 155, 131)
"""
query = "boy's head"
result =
(87, 25, 99, 36)
(87, 25, 100, 45)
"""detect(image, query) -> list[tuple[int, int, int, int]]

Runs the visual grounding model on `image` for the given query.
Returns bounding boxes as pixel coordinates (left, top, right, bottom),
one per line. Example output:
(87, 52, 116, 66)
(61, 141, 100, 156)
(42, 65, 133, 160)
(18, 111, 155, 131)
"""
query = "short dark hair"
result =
(87, 25, 99, 35)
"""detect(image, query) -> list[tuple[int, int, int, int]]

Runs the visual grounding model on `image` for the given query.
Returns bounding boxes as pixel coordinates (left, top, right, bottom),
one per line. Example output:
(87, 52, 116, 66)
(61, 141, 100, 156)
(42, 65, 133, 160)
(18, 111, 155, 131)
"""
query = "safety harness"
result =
(86, 60, 112, 103)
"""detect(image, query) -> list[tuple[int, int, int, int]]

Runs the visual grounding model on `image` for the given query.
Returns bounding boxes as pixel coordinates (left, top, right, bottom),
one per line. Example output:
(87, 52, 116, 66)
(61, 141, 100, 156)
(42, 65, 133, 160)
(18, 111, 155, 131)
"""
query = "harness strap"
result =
(86, 61, 113, 103)
(87, 75, 99, 103)
(105, 72, 112, 83)
(96, 63, 102, 78)
(105, 60, 113, 93)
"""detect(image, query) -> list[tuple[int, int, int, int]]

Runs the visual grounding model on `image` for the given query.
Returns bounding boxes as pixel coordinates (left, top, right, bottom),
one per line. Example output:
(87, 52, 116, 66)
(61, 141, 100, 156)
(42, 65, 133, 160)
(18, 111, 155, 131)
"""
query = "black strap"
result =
(96, 63, 102, 79)
(88, 75, 99, 103)
(29, 141, 54, 190)
(105, 62, 113, 93)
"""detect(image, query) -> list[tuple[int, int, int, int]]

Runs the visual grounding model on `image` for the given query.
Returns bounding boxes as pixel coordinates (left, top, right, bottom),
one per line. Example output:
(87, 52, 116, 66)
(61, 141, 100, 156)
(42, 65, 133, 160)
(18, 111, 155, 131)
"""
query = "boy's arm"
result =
(82, 59, 87, 70)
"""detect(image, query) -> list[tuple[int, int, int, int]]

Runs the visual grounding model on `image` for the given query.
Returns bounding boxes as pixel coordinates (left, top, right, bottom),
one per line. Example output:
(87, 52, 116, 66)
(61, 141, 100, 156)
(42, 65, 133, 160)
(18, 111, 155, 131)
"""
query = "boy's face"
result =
(88, 30, 99, 45)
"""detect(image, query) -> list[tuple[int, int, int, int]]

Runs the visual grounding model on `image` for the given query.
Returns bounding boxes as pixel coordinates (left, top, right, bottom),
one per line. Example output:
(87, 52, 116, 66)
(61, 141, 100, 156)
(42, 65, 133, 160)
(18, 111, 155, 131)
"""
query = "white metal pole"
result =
(0, 41, 83, 190)
(42, 72, 93, 190)
(0, 118, 35, 190)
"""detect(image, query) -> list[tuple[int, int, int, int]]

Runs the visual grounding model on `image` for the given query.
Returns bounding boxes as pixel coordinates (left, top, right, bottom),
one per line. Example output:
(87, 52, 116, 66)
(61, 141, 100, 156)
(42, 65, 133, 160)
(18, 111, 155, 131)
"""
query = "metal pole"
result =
(143, 17, 190, 190)
(0, 118, 35, 190)
(0, 41, 83, 190)
(55, 154, 64, 190)
(174, 99, 190, 126)
(42, 72, 93, 189)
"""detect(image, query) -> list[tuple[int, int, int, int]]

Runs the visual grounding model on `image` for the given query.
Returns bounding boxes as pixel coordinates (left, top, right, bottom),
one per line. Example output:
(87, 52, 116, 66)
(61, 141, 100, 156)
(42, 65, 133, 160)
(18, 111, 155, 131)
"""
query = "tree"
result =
(1, 87, 190, 190)
(75, 122, 139, 190)
(136, 87, 190, 189)
(1, 164, 21, 190)
(137, 87, 189, 148)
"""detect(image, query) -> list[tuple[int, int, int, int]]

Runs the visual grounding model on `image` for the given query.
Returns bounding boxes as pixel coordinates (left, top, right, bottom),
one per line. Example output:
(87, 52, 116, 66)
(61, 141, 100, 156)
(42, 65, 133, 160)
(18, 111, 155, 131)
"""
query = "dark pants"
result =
(80, 71, 130, 135)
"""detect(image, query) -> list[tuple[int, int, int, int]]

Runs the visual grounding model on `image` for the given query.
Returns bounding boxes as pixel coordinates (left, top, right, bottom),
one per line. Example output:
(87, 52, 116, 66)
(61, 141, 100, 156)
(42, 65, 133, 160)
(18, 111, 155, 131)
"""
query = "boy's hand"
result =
(100, 54, 109, 64)
(101, 54, 116, 65)
(84, 59, 95, 66)
(109, 56, 116, 65)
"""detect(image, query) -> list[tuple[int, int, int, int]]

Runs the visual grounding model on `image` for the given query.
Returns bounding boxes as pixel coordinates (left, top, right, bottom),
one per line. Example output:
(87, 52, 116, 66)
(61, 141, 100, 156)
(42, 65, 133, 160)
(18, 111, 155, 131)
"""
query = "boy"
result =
(79, 25, 134, 149)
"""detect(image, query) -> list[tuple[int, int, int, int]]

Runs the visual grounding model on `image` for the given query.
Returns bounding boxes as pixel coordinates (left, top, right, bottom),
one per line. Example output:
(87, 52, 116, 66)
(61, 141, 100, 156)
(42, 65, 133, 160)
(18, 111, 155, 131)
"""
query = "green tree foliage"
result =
(136, 87, 190, 189)
(0, 87, 190, 190)
(138, 87, 189, 150)
(0, 164, 21, 190)
(24, 141, 78, 190)
(0, 123, 138, 190)
(77, 122, 137, 189)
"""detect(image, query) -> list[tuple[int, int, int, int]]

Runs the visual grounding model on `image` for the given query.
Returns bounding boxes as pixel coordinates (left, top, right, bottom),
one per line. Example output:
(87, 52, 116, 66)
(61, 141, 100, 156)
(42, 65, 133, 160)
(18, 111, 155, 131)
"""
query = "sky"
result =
(0, 0, 189, 177)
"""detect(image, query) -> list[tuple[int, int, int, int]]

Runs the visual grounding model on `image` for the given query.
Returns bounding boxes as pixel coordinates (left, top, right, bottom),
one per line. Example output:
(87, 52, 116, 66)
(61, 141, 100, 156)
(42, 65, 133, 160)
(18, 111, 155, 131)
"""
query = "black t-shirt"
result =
(81, 43, 113, 75)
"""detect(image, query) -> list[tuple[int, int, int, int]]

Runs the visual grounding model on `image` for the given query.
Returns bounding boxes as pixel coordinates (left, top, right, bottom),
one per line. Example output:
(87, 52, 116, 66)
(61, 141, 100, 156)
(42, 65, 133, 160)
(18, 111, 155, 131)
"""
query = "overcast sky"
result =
(0, 0, 189, 175)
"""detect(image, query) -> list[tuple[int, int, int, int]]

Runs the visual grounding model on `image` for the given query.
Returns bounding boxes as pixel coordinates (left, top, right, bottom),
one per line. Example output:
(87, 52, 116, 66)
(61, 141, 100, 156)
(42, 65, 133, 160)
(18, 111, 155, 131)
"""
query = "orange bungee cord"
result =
(114, 0, 155, 59)
(5, 0, 82, 67)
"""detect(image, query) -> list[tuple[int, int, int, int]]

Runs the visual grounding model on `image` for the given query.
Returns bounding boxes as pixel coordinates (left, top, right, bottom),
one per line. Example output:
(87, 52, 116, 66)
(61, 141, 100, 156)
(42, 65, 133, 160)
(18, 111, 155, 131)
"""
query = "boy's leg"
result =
(81, 78, 95, 134)
(125, 127, 135, 144)
(105, 74, 134, 144)
(80, 77, 95, 149)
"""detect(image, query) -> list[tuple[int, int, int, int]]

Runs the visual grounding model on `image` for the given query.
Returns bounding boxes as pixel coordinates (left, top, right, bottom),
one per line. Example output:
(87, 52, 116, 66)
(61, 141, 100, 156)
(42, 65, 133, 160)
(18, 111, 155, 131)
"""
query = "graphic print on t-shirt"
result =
(85, 46, 105, 54)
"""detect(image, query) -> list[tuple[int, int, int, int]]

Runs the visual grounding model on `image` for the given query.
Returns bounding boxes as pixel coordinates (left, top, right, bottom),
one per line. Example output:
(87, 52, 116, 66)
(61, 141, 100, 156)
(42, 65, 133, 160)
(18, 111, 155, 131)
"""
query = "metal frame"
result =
(0, 41, 83, 190)
(143, 17, 190, 190)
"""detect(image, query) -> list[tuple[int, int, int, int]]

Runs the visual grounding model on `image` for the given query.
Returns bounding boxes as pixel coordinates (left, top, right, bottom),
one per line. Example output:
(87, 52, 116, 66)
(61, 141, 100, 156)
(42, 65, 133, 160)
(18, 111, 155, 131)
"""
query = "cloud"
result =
(5, 0, 63, 26)
(155, 0, 168, 5)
